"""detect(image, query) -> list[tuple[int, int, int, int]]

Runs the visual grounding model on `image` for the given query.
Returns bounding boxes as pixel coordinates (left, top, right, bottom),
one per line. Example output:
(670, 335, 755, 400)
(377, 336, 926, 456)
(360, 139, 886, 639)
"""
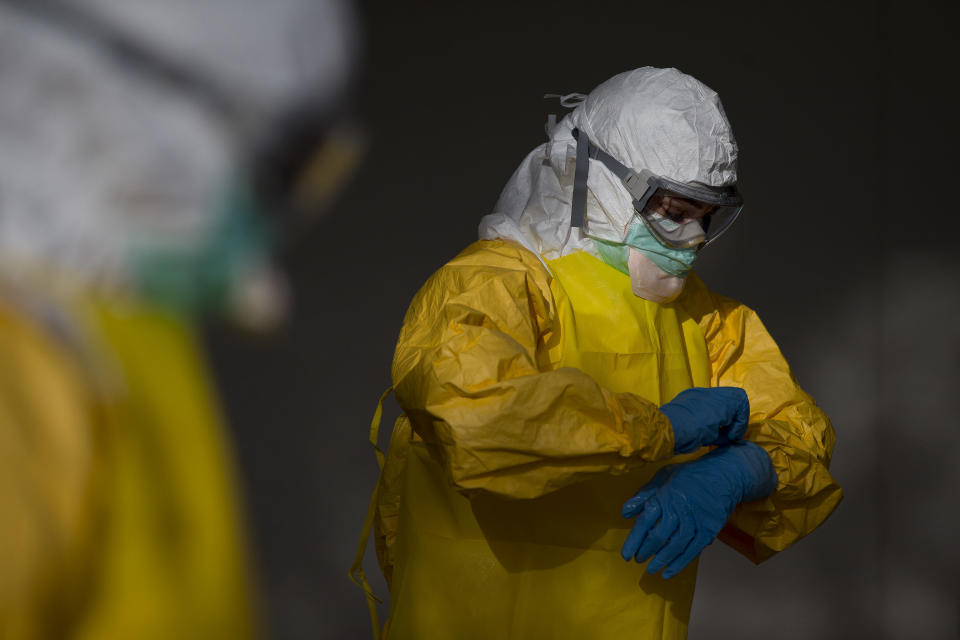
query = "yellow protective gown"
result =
(0, 292, 257, 639)
(370, 240, 842, 639)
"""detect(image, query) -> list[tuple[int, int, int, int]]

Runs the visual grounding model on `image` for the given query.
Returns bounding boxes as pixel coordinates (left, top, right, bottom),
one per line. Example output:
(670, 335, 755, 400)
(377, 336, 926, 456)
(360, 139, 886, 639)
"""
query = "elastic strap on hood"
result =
(570, 127, 590, 228)
(570, 128, 639, 231)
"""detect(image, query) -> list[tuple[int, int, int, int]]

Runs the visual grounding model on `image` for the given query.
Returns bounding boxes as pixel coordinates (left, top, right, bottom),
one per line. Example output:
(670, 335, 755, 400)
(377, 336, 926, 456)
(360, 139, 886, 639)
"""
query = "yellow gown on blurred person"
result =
(0, 1, 368, 636)
(0, 290, 256, 639)
(369, 241, 842, 639)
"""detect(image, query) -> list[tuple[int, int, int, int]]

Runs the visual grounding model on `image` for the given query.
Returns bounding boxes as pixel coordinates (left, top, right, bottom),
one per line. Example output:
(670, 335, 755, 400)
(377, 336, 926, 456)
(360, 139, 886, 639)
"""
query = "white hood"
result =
(479, 67, 739, 263)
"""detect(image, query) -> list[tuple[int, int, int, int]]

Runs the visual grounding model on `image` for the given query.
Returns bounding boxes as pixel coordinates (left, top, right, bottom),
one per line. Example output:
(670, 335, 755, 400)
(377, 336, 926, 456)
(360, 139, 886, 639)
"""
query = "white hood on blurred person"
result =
(479, 67, 739, 285)
(0, 1, 359, 328)
(0, 6, 233, 296)
(62, 0, 359, 121)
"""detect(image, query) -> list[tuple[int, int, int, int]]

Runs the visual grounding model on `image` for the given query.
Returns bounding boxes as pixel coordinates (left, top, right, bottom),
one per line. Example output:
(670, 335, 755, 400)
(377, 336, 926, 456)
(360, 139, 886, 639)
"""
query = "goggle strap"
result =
(570, 128, 590, 228)
(571, 128, 630, 228)
(589, 139, 631, 182)
(571, 129, 653, 229)
(571, 128, 635, 180)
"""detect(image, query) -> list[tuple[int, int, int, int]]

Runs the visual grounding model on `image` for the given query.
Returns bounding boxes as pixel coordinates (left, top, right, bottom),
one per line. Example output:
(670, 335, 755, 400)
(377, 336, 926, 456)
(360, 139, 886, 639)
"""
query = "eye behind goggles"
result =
(570, 128, 743, 249)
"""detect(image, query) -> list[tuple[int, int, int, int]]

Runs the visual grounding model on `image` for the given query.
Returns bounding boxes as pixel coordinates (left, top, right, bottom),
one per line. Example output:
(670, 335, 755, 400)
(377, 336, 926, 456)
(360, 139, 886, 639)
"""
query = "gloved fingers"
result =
(622, 487, 658, 518)
(717, 386, 750, 441)
(633, 507, 680, 564)
(662, 532, 713, 579)
(645, 502, 696, 576)
(620, 499, 661, 561)
(712, 433, 733, 447)
(622, 468, 671, 517)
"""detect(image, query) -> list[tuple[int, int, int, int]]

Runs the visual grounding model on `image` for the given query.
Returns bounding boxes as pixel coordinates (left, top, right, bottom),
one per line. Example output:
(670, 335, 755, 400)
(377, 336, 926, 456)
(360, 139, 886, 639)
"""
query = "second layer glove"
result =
(620, 441, 778, 579)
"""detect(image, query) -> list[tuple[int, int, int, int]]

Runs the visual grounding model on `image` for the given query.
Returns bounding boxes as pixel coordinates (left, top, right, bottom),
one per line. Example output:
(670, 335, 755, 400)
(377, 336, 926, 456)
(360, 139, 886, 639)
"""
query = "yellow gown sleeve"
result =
(391, 240, 675, 499)
(682, 274, 843, 563)
(71, 302, 257, 640)
(0, 295, 258, 639)
(0, 297, 99, 640)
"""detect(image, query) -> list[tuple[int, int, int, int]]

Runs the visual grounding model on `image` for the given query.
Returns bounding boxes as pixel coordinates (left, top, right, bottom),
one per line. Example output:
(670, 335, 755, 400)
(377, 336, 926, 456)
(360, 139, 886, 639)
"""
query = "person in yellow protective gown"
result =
(0, 286, 258, 639)
(357, 68, 843, 639)
(0, 1, 364, 636)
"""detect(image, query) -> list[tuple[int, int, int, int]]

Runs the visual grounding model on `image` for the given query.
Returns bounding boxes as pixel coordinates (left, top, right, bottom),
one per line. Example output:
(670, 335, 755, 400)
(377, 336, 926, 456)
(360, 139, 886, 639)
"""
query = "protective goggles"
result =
(570, 129, 743, 249)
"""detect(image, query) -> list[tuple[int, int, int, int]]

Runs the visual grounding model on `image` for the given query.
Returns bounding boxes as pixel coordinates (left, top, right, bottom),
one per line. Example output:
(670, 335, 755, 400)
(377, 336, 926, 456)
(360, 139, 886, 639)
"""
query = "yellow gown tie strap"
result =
(349, 386, 391, 640)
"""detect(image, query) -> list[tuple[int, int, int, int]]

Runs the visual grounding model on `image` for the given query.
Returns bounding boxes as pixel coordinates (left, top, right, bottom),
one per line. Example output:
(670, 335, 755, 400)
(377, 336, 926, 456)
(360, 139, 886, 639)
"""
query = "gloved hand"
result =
(660, 386, 750, 454)
(620, 441, 777, 579)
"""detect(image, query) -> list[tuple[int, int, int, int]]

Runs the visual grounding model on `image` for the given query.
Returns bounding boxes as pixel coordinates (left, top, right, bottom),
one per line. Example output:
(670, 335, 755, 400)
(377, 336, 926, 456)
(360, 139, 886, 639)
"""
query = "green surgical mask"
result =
(131, 181, 271, 315)
(593, 217, 697, 278)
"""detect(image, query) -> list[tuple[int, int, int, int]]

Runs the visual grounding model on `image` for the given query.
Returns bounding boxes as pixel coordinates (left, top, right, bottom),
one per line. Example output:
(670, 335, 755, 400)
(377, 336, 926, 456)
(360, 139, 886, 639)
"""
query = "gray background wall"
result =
(204, 1, 960, 637)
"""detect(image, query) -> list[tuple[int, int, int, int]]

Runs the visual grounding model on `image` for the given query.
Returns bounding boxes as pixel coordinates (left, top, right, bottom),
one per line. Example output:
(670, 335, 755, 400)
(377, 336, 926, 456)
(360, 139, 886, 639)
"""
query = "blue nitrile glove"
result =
(660, 387, 750, 454)
(620, 441, 778, 579)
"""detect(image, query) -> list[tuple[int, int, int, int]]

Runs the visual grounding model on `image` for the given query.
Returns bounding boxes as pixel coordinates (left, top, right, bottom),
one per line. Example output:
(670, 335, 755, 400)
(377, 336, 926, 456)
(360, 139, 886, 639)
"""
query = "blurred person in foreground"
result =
(0, 1, 361, 637)
(353, 68, 842, 639)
